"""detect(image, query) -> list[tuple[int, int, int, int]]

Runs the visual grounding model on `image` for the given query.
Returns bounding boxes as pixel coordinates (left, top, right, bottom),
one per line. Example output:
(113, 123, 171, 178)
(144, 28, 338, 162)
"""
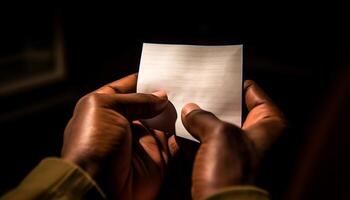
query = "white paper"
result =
(137, 43, 242, 142)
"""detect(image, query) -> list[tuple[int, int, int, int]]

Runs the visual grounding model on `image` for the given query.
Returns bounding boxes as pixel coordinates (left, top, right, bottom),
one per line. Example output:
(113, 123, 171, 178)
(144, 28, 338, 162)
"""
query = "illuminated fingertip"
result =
(152, 90, 168, 100)
(182, 103, 201, 116)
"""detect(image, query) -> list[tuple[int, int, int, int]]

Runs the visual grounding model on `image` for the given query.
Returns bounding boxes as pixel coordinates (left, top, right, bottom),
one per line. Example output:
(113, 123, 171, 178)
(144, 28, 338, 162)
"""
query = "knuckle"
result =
(114, 115, 130, 132)
(74, 93, 107, 114)
(76, 94, 88, 106)
(78, 93, 104, 107)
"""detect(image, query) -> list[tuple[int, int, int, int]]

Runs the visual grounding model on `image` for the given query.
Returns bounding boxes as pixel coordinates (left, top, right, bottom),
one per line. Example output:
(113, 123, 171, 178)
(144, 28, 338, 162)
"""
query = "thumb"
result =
(104, 90, 168, 120)
(181, 103, 224, 142)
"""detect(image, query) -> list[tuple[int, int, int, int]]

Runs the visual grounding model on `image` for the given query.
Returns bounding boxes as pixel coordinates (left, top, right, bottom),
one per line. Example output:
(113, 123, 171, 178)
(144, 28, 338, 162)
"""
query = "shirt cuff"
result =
(2, 157, 106, 199)
(204, 185, 270, 200)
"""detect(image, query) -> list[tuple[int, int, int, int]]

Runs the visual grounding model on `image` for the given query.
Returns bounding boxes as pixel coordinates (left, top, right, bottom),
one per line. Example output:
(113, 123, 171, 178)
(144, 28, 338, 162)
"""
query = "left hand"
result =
(61, 74, 174, 200)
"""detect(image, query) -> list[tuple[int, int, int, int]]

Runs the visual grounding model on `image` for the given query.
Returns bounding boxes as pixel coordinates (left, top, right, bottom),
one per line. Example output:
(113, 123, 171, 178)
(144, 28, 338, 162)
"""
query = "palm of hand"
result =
(105, 120, 169, 200)
(130, 121, 169, 200)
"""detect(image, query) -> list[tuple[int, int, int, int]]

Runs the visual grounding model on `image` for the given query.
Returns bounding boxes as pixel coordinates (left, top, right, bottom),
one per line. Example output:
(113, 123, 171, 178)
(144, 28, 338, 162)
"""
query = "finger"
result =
(167, 134, 199, 161)
(108, 90, 168, 120)
(244, 80, 274, 111)
(243, 80, 284, 125)
(243, 80, 286, 154)
(153, 129, 170, 164)
(167, 135, 179, 157)
(181, 103, 225, 142)
(132, 121, 170, 165)
(95, 73, 138, 94)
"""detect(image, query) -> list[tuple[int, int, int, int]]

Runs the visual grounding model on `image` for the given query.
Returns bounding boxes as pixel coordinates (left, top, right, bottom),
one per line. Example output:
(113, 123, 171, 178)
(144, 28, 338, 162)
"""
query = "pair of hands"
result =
(61, 74, 285, 200)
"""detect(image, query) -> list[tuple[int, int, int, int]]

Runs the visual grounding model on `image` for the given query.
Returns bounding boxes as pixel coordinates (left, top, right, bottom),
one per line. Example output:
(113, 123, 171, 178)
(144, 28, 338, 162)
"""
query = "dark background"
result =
(1, 6, 349, 199)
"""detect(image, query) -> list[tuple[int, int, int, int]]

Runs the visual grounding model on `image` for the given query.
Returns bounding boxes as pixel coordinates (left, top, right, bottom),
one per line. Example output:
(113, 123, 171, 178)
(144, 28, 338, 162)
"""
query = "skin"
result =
(61, 74, 285, 200)
(182, 80, 286, 200)
(61, 74, 172, 200)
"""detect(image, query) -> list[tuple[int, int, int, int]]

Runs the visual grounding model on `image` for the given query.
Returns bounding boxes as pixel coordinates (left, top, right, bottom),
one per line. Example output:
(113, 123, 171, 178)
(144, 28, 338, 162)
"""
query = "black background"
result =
(0, 5, 349, 199)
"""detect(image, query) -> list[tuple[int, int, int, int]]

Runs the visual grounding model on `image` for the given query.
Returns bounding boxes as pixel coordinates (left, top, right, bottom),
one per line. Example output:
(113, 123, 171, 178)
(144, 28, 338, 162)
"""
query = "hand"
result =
(61, 74, 173, 200)
(181, 80, 286, 200)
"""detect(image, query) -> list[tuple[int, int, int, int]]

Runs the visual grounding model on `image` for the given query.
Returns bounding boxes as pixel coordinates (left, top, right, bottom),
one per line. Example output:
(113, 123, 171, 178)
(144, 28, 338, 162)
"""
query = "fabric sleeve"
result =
(0, 157, 106, 200)
(204, 185, 270, 200)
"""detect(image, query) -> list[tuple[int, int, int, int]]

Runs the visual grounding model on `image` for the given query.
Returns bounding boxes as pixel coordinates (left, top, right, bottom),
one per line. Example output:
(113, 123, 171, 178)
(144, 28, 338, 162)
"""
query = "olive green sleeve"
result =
(204, 186, 270, 200)
(1, 157, 106, 200)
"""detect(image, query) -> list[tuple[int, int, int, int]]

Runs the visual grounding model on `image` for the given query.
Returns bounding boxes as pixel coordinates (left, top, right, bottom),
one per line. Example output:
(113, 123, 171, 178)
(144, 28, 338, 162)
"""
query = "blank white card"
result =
(137, 43, 242, 142)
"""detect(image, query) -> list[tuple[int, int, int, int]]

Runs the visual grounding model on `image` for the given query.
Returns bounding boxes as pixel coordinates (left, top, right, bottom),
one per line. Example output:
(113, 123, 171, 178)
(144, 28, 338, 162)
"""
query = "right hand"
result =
(181, 80, 286, 200)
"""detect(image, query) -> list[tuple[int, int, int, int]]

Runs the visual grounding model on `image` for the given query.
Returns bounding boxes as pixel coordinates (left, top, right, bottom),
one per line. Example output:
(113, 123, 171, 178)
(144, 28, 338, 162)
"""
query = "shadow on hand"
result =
(156, 136, 199, 200)
(142, 101, 177, 135)
(147, 102, 200, 200)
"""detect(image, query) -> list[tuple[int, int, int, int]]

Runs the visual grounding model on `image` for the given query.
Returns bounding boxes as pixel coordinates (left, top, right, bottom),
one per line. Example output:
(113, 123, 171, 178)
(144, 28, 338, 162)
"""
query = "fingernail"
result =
(152, 90, 168, 100)
(182, 103, 201, 116)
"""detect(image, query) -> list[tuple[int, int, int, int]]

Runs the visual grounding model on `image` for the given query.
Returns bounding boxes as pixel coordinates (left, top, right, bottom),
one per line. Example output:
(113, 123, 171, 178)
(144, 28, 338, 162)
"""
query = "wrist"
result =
(62, 154, 100, 179)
